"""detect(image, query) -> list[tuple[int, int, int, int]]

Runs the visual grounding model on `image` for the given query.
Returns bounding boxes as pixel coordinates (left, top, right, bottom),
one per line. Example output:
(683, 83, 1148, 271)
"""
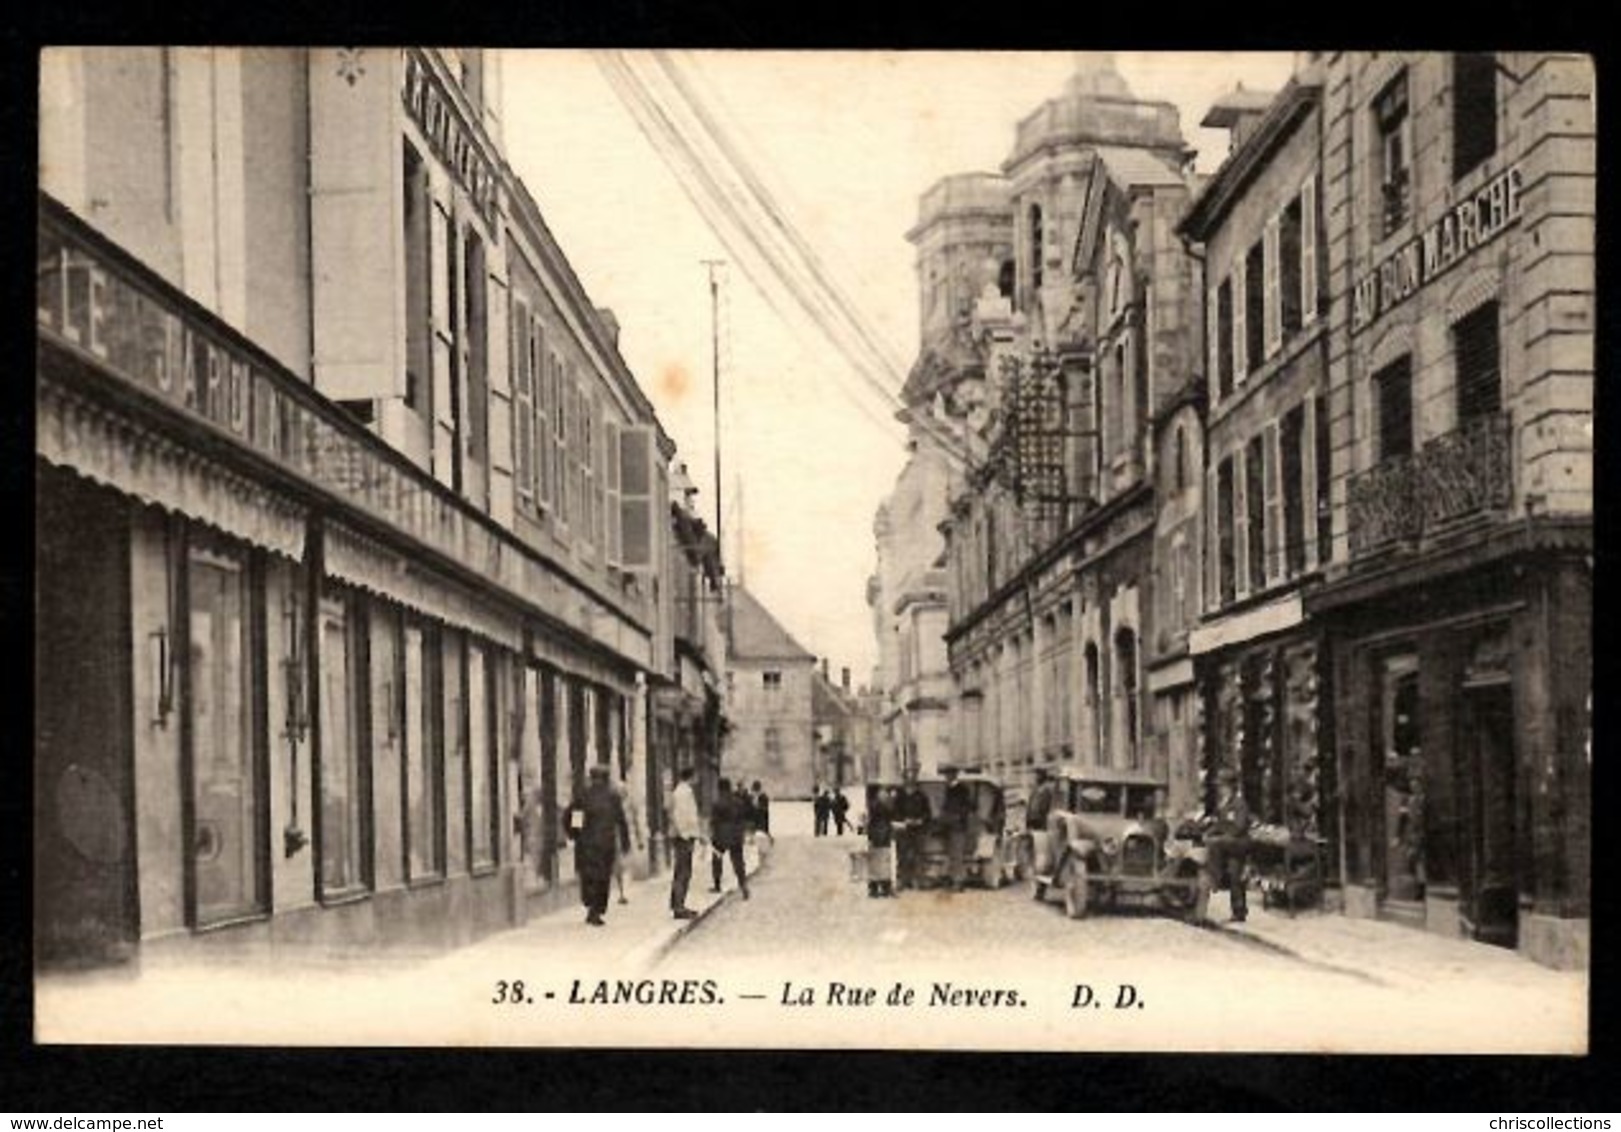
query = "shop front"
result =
(1310, 524, 1590, 968)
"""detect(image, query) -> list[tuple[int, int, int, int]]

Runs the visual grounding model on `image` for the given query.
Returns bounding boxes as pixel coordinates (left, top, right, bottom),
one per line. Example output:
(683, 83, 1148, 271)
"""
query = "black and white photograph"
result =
(31, 48, 1593, 1055)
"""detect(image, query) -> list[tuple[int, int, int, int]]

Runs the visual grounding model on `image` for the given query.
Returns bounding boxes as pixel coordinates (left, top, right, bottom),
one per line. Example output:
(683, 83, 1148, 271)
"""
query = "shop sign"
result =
(401, 50, 498, 224)
(37, 209, 648, 651)
(1351, 162, 1523, 333)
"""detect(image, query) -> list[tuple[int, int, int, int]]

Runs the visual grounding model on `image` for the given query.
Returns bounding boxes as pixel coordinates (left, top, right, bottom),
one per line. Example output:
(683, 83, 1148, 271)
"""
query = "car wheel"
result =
(1063, 860, 1089, 920)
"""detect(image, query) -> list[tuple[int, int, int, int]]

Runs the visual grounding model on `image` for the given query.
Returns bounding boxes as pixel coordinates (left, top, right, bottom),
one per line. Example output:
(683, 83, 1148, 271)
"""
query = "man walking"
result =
(894, 771, 932, 891)
(751, 780, 773, 856)
(813, 786, 830, 837)
(941, 766, 973, 893)
(709, 778, 750, 899)
(565, 765, 630, 926)
(1026, 766, 1057, 834)
(832, 789, 851, 837)
(1205, 768, 1253, 923)
(667, 766, 701, 920)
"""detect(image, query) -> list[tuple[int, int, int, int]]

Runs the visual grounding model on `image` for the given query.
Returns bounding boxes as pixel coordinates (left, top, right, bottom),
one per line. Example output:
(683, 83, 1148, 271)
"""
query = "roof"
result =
(1093, 145, 1188, 191)
(1177, 79, 1321, 241)
(726, 585, 815, 661)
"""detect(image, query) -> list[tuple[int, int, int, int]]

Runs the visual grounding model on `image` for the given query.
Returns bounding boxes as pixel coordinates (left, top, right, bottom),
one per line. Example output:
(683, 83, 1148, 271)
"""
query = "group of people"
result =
(811, 786, 850, 836)
(862, 766, 977, 897)
(564, 765, 771, 927)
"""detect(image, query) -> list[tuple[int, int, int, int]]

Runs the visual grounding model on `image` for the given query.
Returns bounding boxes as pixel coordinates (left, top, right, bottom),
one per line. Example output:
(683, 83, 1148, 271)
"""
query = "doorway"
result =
(1460, 682, 1518, 948)
(1377, 653, 1424, 917)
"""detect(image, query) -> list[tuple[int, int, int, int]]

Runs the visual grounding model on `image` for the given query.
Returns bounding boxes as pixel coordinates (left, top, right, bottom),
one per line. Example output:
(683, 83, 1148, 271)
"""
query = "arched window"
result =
(1115, 628, 1139, 769)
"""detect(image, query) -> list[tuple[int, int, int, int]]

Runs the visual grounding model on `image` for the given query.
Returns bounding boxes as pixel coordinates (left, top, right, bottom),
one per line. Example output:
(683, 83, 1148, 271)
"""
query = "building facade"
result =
(940, 55, 1202, 803)
(1308, 52, 1593, 968)
(722, 586, 817, 799)
(1178, 76, 1336, 846)
(36, 47, 682, 967)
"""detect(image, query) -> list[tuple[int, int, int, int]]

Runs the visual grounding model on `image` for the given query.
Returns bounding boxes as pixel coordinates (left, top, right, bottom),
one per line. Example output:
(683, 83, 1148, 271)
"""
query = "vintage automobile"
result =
(1023, 767, 1209, 921)
(904, 773, 1017, 889)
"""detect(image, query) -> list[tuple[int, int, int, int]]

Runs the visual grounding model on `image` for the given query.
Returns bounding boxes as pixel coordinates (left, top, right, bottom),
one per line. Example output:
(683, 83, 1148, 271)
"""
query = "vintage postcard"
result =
(33, 48, 1592, 1053)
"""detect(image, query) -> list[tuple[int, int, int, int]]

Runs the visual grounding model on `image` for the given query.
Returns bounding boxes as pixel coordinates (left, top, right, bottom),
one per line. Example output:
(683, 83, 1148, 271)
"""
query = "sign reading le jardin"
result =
(1351, 162, 1523, 333)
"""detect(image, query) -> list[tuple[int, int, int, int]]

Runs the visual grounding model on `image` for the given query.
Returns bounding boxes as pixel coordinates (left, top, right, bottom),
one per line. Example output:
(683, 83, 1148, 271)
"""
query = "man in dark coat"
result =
(813, 787, 830, 836)
(894, 772, 932, 891)
(566, 764, 631, 926)
(1205, 768, 1253, 923)
(941, 766, 974, 893)
(709, 778, 751, 899)
(1026, 766, 1057, 833)
(832, 790, 851, 836)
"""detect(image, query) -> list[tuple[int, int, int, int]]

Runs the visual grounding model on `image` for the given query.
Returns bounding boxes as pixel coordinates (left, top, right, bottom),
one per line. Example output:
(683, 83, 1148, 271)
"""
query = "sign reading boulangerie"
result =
(1351, 162, 1523, 332)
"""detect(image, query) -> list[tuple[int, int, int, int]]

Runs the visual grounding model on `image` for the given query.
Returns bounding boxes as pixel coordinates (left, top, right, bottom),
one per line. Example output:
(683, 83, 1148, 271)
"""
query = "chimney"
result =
(1200, 85, 1280, 156)
(821, 658, 830, 681)
(841, 667, 851, 693)
(596, 307, 621, 348)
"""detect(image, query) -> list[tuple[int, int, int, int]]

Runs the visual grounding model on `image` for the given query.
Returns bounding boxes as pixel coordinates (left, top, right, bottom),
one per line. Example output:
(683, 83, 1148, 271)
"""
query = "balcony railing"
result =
(1348, 411, 1512, 557)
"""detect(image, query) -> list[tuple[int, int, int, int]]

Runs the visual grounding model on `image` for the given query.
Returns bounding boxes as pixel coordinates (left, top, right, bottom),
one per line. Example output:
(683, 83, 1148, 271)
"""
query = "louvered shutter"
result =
(1302, 397, 1319, 570)
(605, 417, 622, 567)
(1208, 283, 1221, 404)
(1264, 216, 1282, 357)
(1233, 256, 1248, 381)
(513, 300, 533, 507)
(1234, 446, 1250, 599)
(1263, 420, 1282, 584)
(619, 426, 654, 569)
(1301, 176, 1319, 325)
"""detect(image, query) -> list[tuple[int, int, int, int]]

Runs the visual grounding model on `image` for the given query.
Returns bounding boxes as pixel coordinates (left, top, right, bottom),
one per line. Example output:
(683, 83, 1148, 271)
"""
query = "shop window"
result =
(317, 594, 369, 898)
(186, 542, 267, 926)
(1280, 195, 1304, 336)
(1244, 239, 1265, 375)
(468, 642, 498, 871)
(1375, 355, 1414, 461)
(1282, 404, 1307, 577)
(1217, 456, 1237, 605)
(1453, 54, 1498, 181)
(1246, 435, 1266, 592)
(1379, 654, 1425, 903)
(403, 620, 446, 881)
(1454, 301, 1501, 422)
(1374, 70, 1412, 237)
(402, 143, 431, 416)
(1215, 277, 1235, 400)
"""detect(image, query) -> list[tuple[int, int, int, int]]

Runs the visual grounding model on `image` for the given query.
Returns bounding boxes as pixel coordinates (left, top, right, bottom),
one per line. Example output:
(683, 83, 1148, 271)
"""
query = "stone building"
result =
(722, 586, 817, 799)
(35, 48, 681, 966)
(1308, 52, 1592, 968)
(1176, 75, 1335, 842)
(939, 55, 1203, 799)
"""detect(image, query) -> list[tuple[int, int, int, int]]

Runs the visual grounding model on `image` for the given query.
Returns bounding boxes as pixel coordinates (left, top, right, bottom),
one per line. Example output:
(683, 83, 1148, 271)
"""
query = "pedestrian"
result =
(667, 765, 701, 920)
(832, 789, 850, 836)
(864, 787, 896, 898)
(612, 775, 646, 905)
(1026, 766, 1057, 834)
(565, 764, 630, 926)
(751, 781, 773, 849)
(813, 786, 830, 837)
(941, 766, 973, 893)
(894, 771, 932, 891)
(1205, 768, 1253, 923)
(709, 777, 750, 899)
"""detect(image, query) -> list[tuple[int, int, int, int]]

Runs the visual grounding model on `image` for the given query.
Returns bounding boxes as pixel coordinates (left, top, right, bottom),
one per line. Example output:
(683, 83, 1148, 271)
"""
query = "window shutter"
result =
(1206, 464, 1220, 612)
(1233, 447, 1250, 599)
(1301, 177, 1319, 325)
(533, 320, 550, 508)
(619, 426, 654, 569)
(1208, 283, 1221, 404)
(605, 418, 622, 567)
(308, 49, 405, 401)
(1233, 256, 1248, 381)
(513, 300, 532, 506)
(1264, 216, 1282, 357)
(1263, 420, 1282, 584)
(1301, 396, 1319, 570)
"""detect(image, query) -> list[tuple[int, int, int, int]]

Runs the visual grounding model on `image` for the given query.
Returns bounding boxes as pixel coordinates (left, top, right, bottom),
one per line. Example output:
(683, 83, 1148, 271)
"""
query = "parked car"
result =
(1022, 767, 1208, 921)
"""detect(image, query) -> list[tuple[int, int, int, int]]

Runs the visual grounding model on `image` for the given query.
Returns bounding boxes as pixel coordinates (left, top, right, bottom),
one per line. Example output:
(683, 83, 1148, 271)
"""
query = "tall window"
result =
(404, 620, 445, 881)
(1083, 642, 1102, 762)
(318, 594, 368, 897)
(1282, 405, 1307, 577)
(1454, 301, 1501, 422)
(187, 542, 266, 925)
(464, 232, 488, 466)
(1246, 435, 1267, 592)
(1375, 356, 1415, 461)
(1245, 240, 1266, 375)
(1375, 70, 1412, 236)
(1216, 277, 1235, 399)
(402, 144, 431, 415)
(1115, 628, 1139, 770)
(1453, 54, 1498, 180)
(1028, 203, 1044, 293)
(1280, 195, 1304, 336)
(1217, 456, 1237, 605)
(1315, 393, 1332, 565)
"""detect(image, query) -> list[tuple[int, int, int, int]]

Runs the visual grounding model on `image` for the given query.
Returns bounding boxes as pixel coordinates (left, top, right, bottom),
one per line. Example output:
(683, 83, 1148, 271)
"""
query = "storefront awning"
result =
(38, 381, 306, 559)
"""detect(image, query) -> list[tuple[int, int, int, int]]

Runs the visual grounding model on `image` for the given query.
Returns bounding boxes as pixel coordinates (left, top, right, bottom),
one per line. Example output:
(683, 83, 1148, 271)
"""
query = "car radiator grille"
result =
(1120, 835, 1157, 877)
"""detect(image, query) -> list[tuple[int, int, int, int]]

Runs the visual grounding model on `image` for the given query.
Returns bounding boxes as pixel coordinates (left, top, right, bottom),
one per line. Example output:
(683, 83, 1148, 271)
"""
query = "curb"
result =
(625, 849, 774, 971)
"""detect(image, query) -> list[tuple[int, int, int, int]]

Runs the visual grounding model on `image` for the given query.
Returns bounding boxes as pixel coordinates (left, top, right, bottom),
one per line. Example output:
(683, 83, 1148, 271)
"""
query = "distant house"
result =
(723, 585, 817, 799)
(812, 662, 874, 790)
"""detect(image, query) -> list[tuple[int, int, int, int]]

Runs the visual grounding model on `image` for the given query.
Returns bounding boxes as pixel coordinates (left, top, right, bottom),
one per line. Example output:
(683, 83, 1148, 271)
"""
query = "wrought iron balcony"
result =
(1348, 411, 1513, 557)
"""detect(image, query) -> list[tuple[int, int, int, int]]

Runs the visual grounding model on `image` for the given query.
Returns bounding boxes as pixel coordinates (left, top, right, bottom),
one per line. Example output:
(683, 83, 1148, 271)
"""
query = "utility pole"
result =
(701, 259, 726, 567)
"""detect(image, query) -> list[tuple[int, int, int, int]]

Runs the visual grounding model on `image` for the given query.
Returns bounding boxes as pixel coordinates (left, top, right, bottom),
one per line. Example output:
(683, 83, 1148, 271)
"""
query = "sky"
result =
(497, 51, 1298, 684)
